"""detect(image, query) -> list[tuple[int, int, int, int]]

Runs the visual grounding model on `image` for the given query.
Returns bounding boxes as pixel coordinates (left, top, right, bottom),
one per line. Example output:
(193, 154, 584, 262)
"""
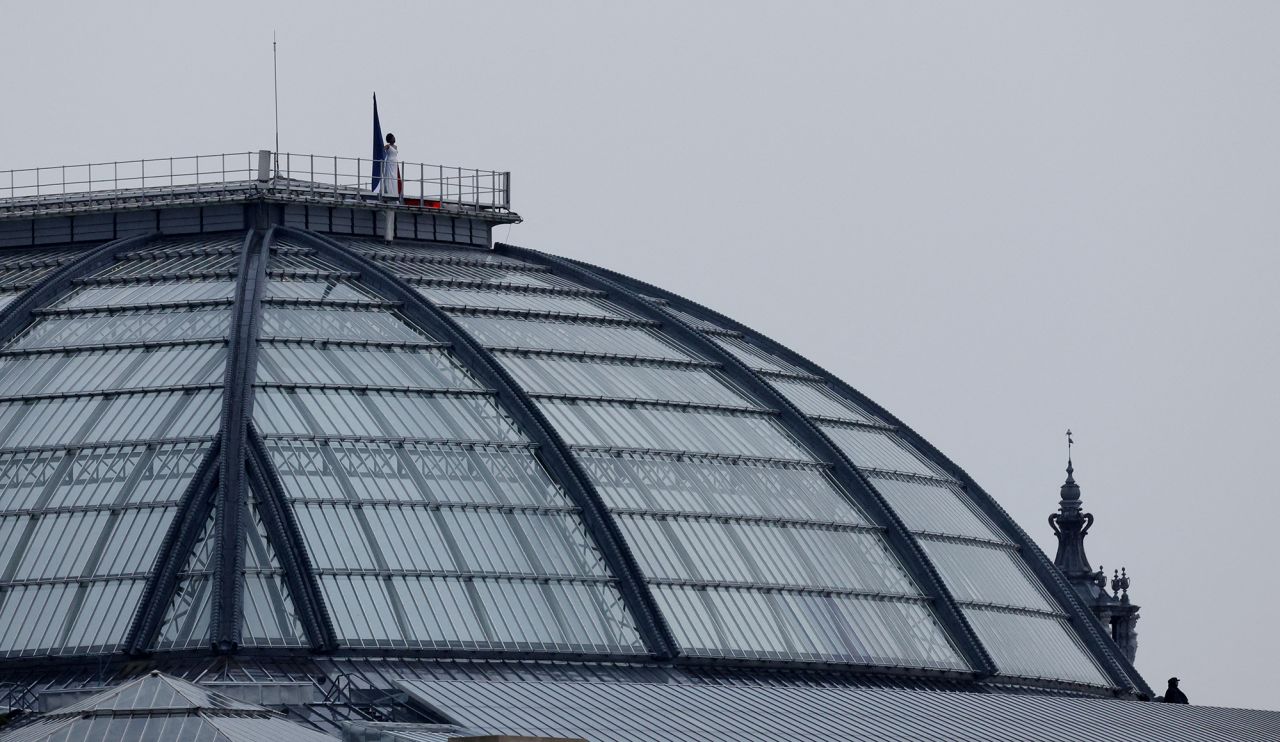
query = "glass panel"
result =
(268, 251, 341, 273)
(0, 344, 226, 396)
(318, 574, 403, 646)
(291, 503, 377, 570)
(539, 400, 810, 459)
(770, 378, 882, 424)
(0, 443, 207, 516)
(153, 509, 216, 651)
(577, 451, 868, 524)
(61, 580, 147, 652)
(343, 238, 539, 268)
(0, 245, 86, 268)
(0, 580, 145, 656)
(711, 336, 811, 376)
(821, 425, 945, 478)
(254, 388, 521, 442)
(392, 575, 486, 646)
(964, 607, 1110, 686)
(0, 389, 219, 448)
(664, 306, 734, 334)
(455, 315, 693, 360)
(0, 439, 213, 657)
(240, 490, 307, 647)
(264, 440, 564, 507)
(9, 308, 229, 349)
(261, 306, 428, 342)
(388, 261, 584, 290)
(417, 286, 626, 319)
(868, 474, 1005, 542)
(95, 252, 239, 277)
(920, 538, 1055, 612)
(619, 515, 914, 594)
(57, 280, 236, 309)
(45, 442, 210, 509)
(653, 586, 965, 670)
(0, 266, 61, 289)
(7, 508, 173, 580)
(264, 438, 645, 654)
(0, 292, 21, 312)
(262, 278, 381, 302)
(499, 354, 751, 406)
(257, 342, 477, 390)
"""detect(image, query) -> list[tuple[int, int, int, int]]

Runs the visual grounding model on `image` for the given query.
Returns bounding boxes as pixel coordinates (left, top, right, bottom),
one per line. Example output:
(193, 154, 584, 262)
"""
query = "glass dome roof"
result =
(0, 225, 1145, 695)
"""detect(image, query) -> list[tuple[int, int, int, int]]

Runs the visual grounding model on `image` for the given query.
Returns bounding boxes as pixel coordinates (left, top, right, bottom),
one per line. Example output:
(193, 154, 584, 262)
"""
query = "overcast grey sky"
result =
(3, 0, 1277, 710)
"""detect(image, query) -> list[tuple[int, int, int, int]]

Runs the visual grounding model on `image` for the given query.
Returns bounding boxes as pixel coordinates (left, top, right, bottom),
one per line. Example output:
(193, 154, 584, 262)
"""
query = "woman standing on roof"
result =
(379, 133, 400, 201)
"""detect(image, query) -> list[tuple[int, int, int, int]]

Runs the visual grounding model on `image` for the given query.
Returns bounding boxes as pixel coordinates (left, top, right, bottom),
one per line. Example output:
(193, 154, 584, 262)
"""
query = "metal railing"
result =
(0, 150, 512, 218)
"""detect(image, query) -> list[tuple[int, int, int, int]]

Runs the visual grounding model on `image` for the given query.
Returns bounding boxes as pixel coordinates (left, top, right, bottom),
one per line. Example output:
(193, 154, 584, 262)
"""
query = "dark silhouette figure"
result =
(1162, 677, 1189, 704)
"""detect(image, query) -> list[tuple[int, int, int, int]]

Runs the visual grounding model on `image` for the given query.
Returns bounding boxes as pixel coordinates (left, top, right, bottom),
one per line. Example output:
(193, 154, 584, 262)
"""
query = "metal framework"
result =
(212, 229, 266, 651)
(277, 226, 682, 660)
(0, 192, 1155, 706)
(495, 243, 999, 679)
(554, 250, 1152, 697)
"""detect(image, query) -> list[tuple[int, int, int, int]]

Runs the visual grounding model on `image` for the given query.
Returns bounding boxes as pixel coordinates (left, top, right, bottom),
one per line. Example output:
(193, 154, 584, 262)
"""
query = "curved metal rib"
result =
(554, 249, 1149, 696)
(279, 226, 681, 660)
(495, 242, 997, 678)
(213, 228, 267, 652)
(0, 231, 159, 344)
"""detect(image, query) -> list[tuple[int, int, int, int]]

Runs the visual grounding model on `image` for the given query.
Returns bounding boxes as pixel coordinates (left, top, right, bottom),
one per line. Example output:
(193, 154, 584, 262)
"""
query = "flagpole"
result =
(272, 31, 280, 176)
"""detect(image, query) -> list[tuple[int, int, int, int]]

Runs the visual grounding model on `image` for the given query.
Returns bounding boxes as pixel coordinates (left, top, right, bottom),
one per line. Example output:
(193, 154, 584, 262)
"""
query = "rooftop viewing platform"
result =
(0, 149, 518, 224)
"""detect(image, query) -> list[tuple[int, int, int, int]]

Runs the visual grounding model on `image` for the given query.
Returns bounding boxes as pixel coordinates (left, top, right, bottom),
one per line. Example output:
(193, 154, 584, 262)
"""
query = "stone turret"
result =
(1048, 433, 1140, 664)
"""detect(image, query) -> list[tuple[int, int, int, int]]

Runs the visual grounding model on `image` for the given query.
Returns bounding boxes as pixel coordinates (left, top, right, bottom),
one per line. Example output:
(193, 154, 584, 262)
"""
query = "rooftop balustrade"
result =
(0, 150, 514, 222)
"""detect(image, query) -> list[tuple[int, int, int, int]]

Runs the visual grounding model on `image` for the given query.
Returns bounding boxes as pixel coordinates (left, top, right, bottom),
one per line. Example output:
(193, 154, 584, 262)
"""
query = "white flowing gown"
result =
(379, 144, 400, 198)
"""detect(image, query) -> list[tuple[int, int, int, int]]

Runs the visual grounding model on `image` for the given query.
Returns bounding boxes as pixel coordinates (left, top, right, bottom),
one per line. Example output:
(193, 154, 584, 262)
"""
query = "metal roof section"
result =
(0, 671, 335, 742)
(397, 678, 1280, 742)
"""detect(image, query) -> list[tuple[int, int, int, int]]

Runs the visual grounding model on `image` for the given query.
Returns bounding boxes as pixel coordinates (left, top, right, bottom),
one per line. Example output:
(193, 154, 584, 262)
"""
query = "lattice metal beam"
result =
(212, 228, 267, 652)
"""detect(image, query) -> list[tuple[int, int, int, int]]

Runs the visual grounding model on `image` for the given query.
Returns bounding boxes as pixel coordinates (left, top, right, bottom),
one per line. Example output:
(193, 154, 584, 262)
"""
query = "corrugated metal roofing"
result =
(399, 678, 1280, 742)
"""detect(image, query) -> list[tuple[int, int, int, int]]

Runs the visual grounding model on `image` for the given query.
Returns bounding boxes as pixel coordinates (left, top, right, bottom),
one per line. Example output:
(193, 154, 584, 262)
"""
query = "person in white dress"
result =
(378, 133, 400, 240)
(379, 133, 400, 201)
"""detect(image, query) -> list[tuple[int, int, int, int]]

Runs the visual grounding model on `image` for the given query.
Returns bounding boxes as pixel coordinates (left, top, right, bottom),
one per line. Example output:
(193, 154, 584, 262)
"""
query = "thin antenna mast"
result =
(272, 31, 280, 175)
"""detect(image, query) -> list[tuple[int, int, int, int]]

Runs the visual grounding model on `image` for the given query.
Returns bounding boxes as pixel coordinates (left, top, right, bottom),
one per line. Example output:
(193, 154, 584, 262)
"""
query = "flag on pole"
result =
(371, 94, 384, 192)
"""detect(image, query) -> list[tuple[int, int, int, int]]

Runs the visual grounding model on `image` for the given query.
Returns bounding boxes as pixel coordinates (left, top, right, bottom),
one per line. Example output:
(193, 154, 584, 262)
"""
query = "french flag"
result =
(371, 94, 384, 192)
(370, 94, 402, 195)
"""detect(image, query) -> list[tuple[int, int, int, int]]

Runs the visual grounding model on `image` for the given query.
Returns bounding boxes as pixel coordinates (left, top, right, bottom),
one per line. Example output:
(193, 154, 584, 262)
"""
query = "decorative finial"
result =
(1110, 567, 1132, 598)
(1059, 430, 1081, 502)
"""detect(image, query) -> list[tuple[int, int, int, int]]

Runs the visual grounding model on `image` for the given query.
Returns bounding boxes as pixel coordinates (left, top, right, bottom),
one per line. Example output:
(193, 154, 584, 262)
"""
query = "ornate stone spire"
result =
(1048, 430, 1094, 579)
(1046, 430, 1141, 665)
